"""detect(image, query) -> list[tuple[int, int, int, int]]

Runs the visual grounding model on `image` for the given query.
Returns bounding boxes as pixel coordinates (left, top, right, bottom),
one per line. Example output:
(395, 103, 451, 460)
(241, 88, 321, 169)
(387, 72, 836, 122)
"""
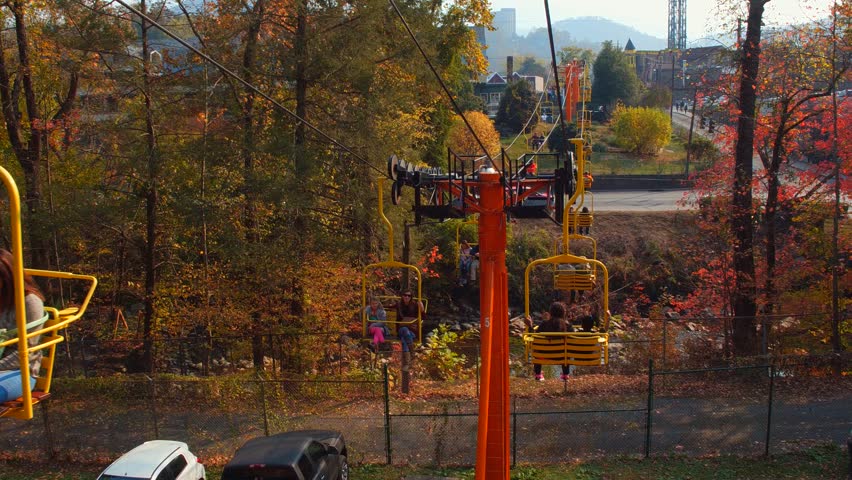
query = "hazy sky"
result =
(487, 0, 835, 44)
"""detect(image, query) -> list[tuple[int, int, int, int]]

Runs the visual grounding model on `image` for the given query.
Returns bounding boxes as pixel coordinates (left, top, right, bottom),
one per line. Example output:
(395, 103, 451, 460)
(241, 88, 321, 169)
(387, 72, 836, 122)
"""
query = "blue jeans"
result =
(0, 370, 36, 403)
(398, 327, 415, 352)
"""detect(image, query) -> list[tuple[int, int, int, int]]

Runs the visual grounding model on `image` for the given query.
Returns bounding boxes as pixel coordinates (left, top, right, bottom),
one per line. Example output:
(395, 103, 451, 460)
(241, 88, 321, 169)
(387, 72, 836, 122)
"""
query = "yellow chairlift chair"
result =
(0, 167, 97, 420)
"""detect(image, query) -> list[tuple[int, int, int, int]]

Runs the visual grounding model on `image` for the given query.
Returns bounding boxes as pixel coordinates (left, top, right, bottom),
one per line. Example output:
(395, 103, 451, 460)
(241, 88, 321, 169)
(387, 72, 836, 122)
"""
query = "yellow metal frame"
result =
(0, 166, 98, 420)
(523, 252, 610, 366)
(553, 233, 597, 260)
(360, 177, 424, 341)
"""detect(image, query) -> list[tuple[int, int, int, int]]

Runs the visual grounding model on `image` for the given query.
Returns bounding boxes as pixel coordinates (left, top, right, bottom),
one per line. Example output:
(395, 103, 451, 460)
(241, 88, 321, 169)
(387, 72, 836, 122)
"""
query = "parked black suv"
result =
(222, 430, 348, 480)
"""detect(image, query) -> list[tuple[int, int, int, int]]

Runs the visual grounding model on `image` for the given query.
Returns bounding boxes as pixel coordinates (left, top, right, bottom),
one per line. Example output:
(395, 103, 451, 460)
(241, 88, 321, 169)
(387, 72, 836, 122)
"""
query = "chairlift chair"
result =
(523, 252, 610, 368)
(0, 167, 97, 420)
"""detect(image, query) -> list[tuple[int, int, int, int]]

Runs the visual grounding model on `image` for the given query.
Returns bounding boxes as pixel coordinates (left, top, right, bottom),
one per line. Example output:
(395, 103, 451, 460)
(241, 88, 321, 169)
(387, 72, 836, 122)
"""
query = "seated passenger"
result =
(469, 245, 480, 282)
(527, 160, 538, 176)
(364, 297, 389, 350)
(526, 302, 573, 382)
(459, 240, 473, 286)
(396, 290, 424, 352)
(0, 249, 44, 403)
(579, 207, 591, 235)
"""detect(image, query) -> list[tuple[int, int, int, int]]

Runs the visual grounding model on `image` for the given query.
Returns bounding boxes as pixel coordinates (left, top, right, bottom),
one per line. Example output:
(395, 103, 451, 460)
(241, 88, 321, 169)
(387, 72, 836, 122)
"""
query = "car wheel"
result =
(338, 456, 349, 480)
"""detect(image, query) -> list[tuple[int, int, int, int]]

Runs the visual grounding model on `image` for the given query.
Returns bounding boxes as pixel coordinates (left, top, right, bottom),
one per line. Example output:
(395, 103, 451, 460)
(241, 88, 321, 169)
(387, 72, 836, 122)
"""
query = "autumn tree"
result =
(519, 56, 546, 77)
(592, 41, 639, 107)
(0, 0, 123, 271)
(751, 20, 850, 316)
(495, 78, 537, 133)
(729, 0, 768, 355)
(447, 111, 500, 156)
(686, 3, 851, 355)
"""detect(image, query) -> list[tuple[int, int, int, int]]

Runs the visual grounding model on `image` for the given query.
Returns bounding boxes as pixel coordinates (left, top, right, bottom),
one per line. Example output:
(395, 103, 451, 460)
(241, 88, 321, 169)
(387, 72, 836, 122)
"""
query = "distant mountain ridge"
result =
(485, 16, 668, 66)
(550, 17, 667, 50)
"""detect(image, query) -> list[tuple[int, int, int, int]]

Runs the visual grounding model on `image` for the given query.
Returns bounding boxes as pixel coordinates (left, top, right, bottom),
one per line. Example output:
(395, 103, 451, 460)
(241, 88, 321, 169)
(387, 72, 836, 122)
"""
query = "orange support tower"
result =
(390, 149, 572, 480)
(563, 61, 583, 123)
(475, 170, 510, 480)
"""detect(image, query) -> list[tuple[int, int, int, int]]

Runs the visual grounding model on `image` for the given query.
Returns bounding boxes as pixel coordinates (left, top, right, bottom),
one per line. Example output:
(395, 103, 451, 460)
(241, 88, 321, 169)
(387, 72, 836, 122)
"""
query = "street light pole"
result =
(669, 52, 676, 120)
(685, 86, 698, 177)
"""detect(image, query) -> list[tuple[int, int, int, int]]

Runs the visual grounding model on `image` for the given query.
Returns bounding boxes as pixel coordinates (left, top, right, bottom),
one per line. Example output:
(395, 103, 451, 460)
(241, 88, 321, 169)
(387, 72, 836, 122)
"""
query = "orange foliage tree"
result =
(446, 111, 501, 157)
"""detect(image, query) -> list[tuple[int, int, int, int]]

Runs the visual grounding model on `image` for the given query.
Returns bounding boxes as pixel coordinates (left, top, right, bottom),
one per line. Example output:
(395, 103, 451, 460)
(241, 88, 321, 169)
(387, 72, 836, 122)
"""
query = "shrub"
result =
(686, 135, 720, 168)
(611, 106, 672, 155)
(415, 324, 469, 380)
(639, 84, 673, 109)
(506, 226, 553, 312)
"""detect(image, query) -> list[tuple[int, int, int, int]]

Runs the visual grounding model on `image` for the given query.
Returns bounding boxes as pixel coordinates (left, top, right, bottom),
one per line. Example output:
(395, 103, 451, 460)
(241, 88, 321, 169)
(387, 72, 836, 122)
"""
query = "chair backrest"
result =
(0, 313, 50, 357)
(554, 271, 595, 291)
(527, 333, 608, 366)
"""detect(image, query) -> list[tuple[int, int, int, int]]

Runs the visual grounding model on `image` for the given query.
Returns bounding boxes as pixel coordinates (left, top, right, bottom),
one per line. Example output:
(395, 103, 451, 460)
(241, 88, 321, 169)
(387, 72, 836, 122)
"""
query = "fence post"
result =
(64, 337, 76, 377)
(644, 358, 654, 458)
(179, 339, 187, 375)
(259, 375, 270, 436)
(401, 351, 411, 394)
(765, 364, 774, 457)
(383, 363, 392, 465)
(81, 337, 88, 378)
(148, 377, 159, 439)
(661, 321, 667, 372)
(511, 395, 517, 467)
(476, 345, 480, 397)
(41, 401, 56, 460)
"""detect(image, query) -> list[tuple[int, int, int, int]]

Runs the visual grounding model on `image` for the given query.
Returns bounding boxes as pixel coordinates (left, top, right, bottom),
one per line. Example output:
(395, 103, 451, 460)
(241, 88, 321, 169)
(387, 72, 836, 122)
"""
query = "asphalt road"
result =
(593, 189, 692, 211)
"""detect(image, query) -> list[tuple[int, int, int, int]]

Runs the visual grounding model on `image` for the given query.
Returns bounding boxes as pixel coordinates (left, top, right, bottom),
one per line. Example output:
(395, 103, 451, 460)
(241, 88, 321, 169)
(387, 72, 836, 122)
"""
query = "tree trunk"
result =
(731, 0, 767, 356)
(141, 0, 159, 373)
(290, 0, 309, 318)
(764, 169, 778, 314)
(762, 113, 788, 317)
(241, 0, 263, 247)
(236, 0, 263, 356)
(0, 1, 51, 270)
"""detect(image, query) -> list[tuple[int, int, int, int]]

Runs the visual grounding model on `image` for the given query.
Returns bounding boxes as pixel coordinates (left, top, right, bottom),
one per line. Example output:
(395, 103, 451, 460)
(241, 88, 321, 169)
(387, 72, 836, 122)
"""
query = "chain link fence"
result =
(2, 336, 848, 467)
(51, 311, 841, 378)
(0, 374, 388, 465)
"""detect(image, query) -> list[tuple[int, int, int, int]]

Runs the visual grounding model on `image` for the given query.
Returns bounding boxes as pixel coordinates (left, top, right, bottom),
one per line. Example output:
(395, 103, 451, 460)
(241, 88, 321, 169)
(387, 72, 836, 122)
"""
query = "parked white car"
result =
(98, 440, 206, 480)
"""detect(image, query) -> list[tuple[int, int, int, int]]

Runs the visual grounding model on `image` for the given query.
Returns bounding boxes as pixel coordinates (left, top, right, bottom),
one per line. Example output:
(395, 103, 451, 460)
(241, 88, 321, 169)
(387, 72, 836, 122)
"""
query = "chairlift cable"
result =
(112, 0, 387, 178)
(504, 65, 556, 152)
(529, 77, 571, 158)
(543, 0, 573, 165)
(387, 0, 501, 174)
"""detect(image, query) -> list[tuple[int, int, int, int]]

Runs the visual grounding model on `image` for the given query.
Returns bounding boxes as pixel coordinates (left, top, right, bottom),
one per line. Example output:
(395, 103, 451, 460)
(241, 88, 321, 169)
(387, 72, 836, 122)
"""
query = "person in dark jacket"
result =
(526, 302, 573, 381)
(396, 291, 424, 352)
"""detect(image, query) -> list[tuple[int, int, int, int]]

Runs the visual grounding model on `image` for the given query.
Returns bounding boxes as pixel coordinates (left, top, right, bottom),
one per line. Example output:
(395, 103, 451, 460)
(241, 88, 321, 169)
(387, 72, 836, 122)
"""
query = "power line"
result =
(387, 0, 501, 174)
(112, 0, 387, 178)
(504, 64, 556, 154)
(543, 0, 573, 174)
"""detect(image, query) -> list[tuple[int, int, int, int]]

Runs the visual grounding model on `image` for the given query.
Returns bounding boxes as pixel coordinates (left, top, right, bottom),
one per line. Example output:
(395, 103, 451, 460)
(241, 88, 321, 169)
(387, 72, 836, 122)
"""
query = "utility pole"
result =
(685, 86, 698, 177)
(829, 1, 843, 370)
(402, 223, 411, 290)
(669, 52, 677, 120)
